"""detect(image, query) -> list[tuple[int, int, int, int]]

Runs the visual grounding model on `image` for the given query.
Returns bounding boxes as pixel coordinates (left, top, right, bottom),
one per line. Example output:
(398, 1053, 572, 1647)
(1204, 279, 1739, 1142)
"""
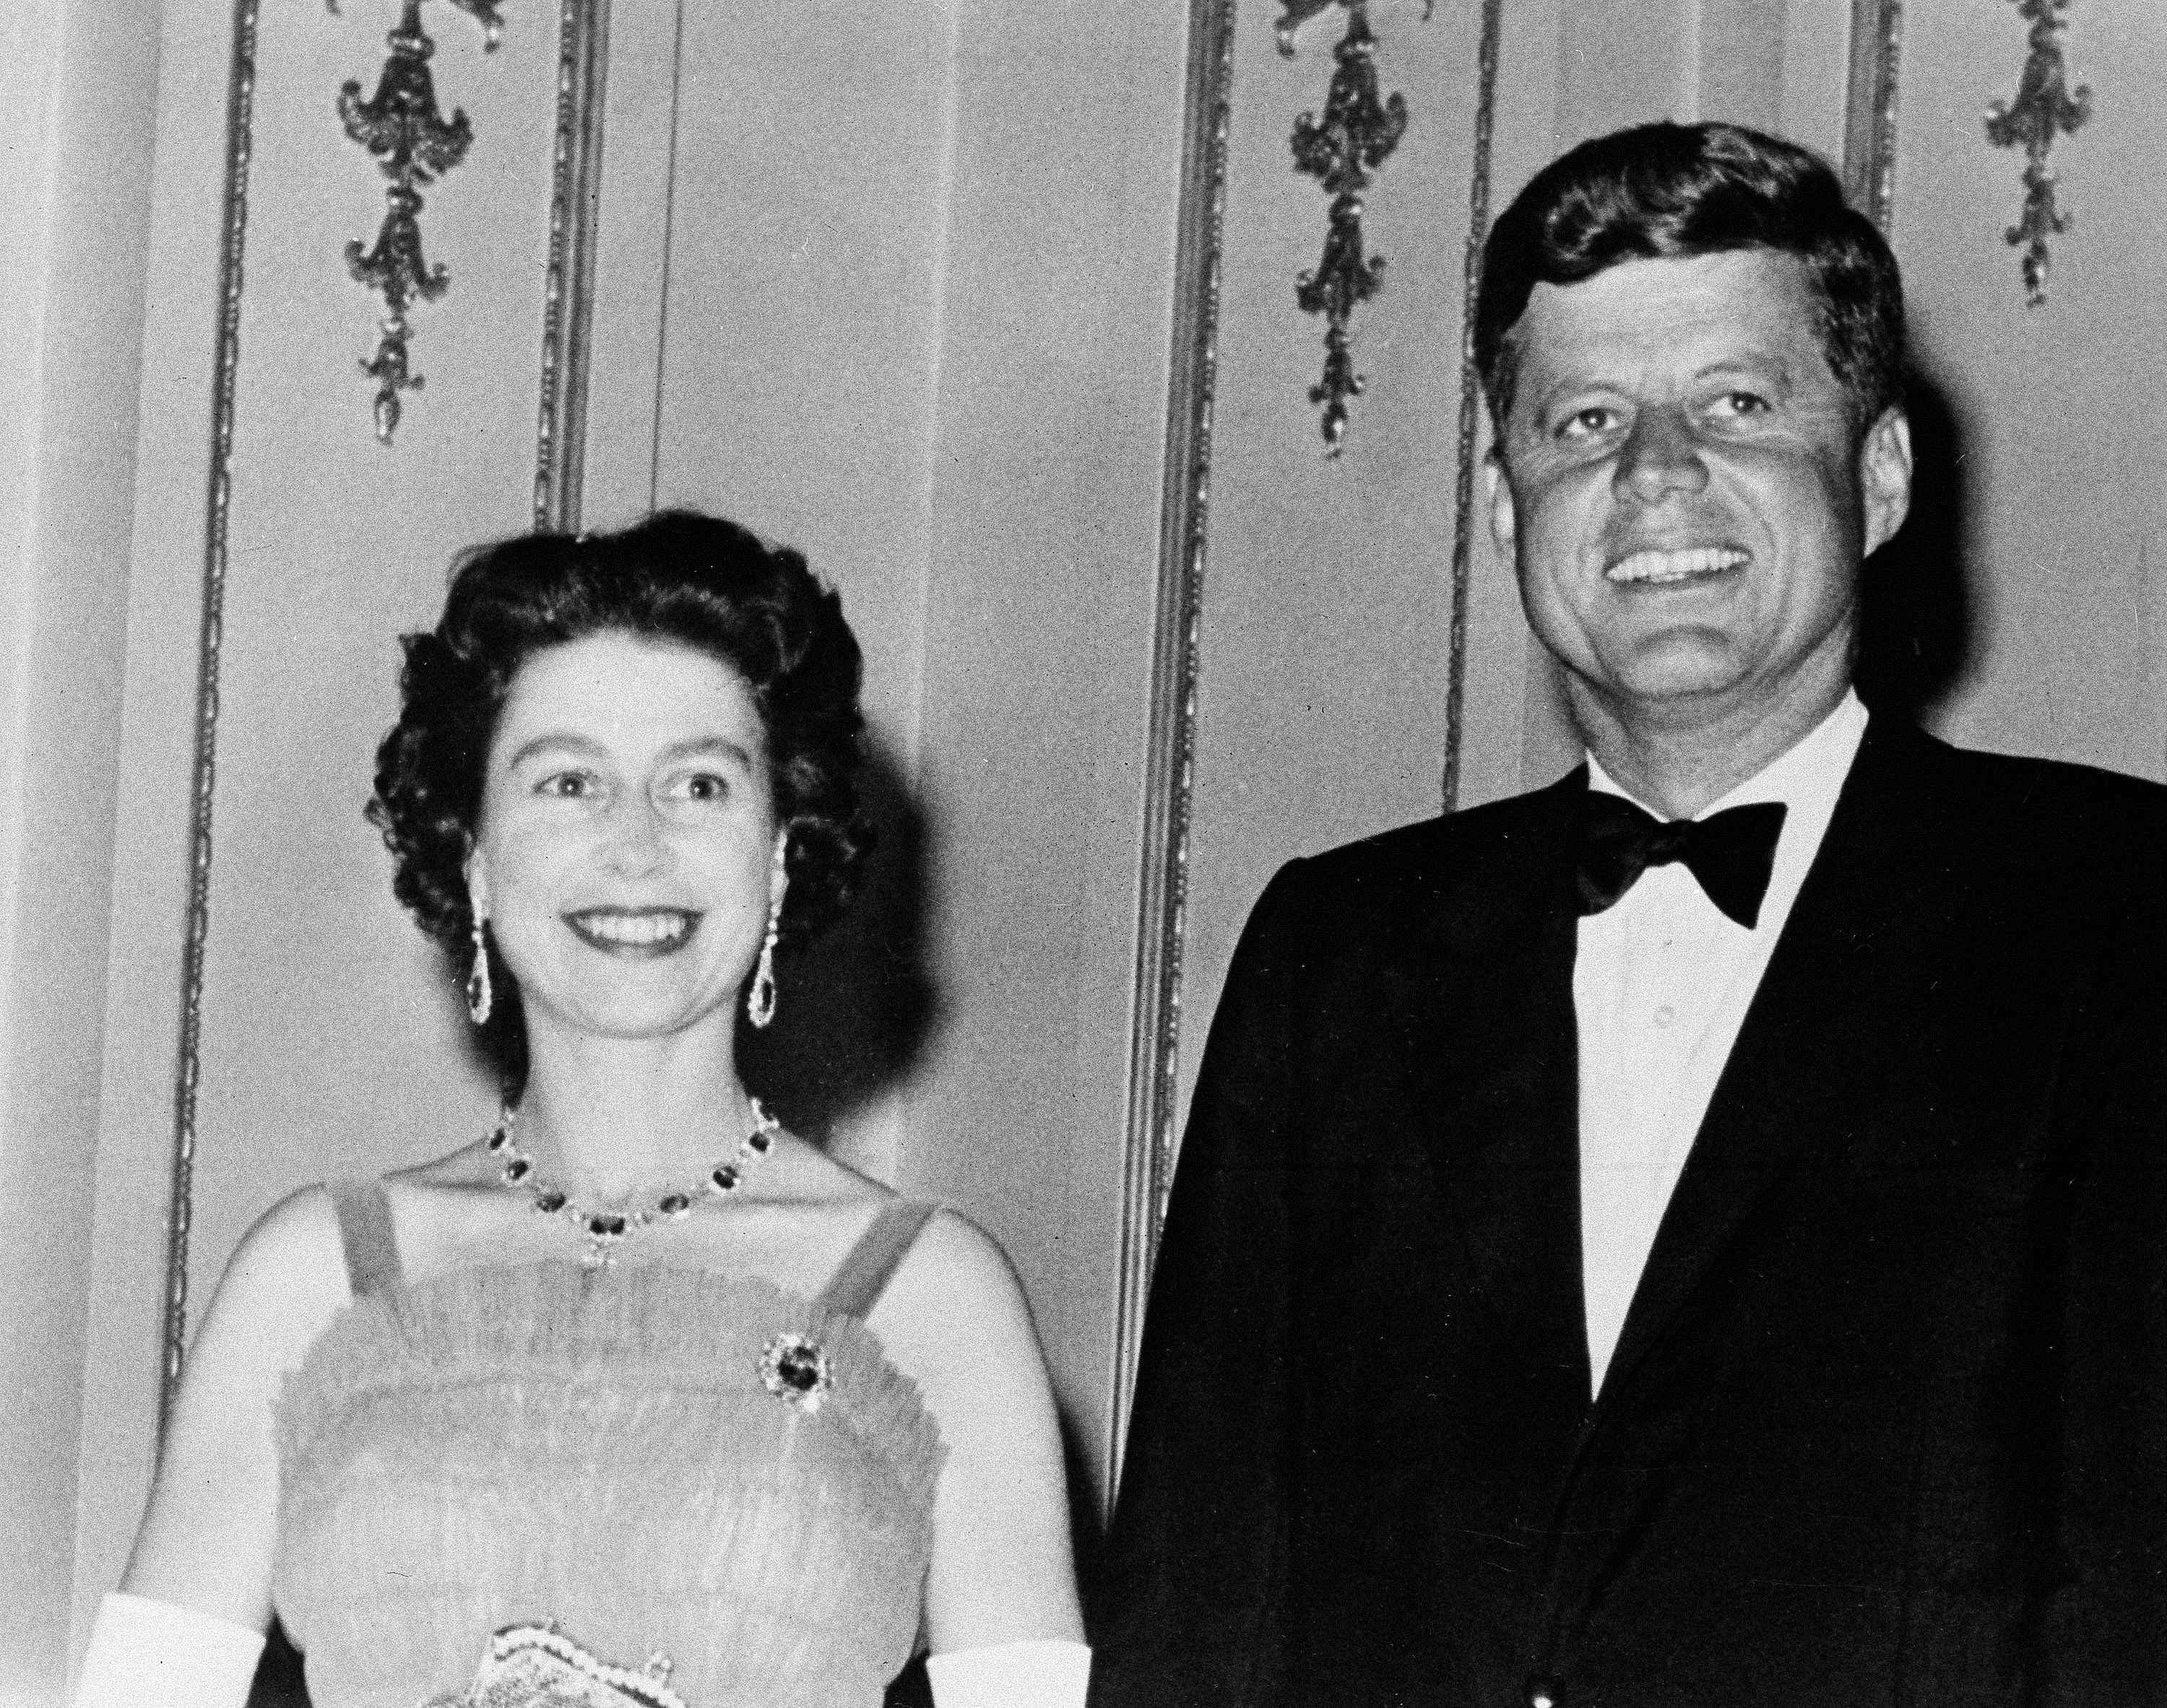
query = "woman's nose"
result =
(601, 796, 667, 874)
(1614, 405, 1709, 503)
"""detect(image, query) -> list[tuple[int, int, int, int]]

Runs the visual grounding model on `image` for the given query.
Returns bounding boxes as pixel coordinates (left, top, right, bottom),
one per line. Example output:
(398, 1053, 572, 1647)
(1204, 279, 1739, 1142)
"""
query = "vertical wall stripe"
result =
(646, 0, 688, 514)
(161, 0, 261, 1439)
(1843, 0, 1903, 230)
(533, 0, 612, 534)
(1441, 0, 1505, 814)
(1107, 0, 1239, 1507)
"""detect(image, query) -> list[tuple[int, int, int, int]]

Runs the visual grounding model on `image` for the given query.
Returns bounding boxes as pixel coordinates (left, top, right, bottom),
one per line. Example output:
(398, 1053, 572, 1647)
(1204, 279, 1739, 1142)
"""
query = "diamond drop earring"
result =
(747, 841, 786, 1028)
(746, 906, 781, 1029)
(467, 914, 493, 1026)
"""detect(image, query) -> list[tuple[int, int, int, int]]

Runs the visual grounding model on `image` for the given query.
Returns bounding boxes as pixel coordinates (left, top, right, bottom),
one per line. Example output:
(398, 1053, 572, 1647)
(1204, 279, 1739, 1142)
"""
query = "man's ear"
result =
(1859, 405, 1913, 558)
(1485, 450, 1518, 556)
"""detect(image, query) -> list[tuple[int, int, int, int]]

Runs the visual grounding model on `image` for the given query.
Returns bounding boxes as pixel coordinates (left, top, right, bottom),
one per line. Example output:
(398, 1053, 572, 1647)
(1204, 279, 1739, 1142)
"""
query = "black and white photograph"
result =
(4, 2, 2162, 1705)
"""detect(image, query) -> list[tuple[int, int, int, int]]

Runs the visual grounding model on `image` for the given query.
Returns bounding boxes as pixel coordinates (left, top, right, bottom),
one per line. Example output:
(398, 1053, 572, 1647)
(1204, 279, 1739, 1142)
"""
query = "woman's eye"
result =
(663, 771, 733, 803)
(537, 770, 597, 799)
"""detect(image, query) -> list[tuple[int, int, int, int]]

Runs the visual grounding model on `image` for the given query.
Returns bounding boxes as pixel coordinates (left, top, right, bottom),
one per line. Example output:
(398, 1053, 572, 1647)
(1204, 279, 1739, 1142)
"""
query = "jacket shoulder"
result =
(1250, 773, 1582, 946)
(1291, 774, 1580, 888)
(1937, 739, 2166, 815)
(1904, 728, 2167, 863)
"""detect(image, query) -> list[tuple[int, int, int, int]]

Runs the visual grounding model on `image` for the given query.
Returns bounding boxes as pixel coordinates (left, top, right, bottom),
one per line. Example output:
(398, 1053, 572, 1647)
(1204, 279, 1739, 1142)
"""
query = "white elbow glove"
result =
(927, 1639, 1091, 1708)
(74, 1592, 264, 1708)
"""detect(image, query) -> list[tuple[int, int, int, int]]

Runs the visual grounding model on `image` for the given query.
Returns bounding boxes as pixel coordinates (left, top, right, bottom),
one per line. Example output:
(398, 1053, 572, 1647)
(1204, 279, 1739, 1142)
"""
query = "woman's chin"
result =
(526, 991, 743, 1049)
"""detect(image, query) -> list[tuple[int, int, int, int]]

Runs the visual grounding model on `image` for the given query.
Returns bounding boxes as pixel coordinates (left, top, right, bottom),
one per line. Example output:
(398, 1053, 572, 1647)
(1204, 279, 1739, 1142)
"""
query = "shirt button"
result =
(1653, 1004, 1677, 1027)
(1526, 1679, 1562, 1708)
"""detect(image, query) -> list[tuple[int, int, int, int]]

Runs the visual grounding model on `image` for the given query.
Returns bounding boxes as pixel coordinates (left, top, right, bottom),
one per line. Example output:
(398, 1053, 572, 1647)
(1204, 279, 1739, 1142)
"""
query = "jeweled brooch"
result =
(758, 1332, 833, 1413)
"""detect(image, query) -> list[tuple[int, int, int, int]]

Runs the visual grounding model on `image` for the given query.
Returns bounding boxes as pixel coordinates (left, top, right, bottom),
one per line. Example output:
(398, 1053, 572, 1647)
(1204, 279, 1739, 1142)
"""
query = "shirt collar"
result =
(1586, 689, 1868, 824)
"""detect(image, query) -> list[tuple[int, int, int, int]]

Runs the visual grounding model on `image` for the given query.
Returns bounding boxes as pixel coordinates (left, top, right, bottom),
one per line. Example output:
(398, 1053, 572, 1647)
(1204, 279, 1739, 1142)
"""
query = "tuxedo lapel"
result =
(1598, 720, 1960, 1398)
(1380, 769, 1592, 1404)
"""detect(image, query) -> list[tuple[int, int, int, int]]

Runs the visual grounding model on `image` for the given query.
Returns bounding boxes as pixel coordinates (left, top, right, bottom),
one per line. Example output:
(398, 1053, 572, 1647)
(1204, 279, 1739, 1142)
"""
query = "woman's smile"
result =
(563, 906, 701, 955)
(469, 631, 784, 1042)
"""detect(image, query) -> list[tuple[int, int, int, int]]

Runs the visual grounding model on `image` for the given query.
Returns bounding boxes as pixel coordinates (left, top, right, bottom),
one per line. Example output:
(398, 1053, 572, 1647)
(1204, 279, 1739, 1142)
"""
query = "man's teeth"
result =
(1606, 547, 1749, 584)
(579, 912, 690, 945)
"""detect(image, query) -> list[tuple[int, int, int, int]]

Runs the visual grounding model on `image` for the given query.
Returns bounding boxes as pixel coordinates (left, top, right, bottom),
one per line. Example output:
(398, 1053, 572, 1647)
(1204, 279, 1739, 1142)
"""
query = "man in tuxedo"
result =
(1091, 122, 2167, 1708)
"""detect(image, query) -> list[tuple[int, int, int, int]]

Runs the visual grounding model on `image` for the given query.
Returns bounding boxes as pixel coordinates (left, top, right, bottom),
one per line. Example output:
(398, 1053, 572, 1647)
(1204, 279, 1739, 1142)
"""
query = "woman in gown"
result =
(77, 512, 1088, 1708)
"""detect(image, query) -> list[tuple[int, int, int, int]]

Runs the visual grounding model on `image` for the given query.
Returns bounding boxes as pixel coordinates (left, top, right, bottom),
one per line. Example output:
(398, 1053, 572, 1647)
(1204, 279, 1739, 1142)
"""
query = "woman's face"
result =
(467, 630, 784, 1049)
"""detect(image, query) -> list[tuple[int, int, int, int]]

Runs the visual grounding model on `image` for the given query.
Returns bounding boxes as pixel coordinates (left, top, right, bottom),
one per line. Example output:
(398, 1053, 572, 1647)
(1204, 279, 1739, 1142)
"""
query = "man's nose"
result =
(1614, 405, 1709, 503)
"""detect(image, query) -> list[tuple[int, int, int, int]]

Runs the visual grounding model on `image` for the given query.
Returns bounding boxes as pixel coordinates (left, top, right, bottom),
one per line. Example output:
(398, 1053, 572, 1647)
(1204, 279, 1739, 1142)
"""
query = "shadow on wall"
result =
(1856, 366, 1975, 723)
(739, 734, 940, 1146)
(246, 1627, 307, 1707)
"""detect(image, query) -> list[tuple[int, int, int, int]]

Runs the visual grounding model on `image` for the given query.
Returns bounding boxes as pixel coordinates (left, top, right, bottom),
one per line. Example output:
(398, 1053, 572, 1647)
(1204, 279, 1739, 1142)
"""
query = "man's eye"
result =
(1558, 407, 1618, 440)
(1714, 391, 1771, 417)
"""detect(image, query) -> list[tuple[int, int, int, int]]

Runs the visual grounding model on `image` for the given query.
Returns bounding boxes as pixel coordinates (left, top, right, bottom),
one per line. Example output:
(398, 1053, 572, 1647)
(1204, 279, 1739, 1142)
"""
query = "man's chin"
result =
(1578, 641, 1750, 717)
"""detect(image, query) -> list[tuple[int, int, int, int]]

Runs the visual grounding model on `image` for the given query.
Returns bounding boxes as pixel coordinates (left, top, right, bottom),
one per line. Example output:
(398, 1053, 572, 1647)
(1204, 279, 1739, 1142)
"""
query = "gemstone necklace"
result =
(487, 1097, 781, 1270)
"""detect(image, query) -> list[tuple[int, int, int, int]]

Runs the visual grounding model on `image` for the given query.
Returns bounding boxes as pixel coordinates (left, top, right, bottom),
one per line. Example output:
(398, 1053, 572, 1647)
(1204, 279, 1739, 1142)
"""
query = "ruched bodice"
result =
(271, 1234, 946, 1708)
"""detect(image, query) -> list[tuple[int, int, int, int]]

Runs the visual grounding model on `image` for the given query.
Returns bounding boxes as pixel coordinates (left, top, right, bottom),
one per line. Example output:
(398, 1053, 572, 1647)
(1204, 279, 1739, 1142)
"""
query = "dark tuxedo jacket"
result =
(1091, 719, 2167, 1708)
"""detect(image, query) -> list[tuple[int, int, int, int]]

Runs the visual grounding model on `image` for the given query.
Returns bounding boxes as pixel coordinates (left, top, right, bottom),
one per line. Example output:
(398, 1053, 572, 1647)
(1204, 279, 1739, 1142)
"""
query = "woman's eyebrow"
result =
(505, 732, 607, 768)
(662, 736, 756, 767)
(503, 733, 760, 769)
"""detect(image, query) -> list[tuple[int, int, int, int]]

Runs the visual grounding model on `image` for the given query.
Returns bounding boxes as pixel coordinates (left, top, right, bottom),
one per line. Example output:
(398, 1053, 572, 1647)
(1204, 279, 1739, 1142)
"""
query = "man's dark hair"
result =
(1474, 121, 1905, 433)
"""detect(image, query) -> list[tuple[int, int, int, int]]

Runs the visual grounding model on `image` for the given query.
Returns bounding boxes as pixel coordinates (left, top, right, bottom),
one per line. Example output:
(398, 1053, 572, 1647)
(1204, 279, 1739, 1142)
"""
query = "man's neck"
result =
(1572, 680, 1855, 820)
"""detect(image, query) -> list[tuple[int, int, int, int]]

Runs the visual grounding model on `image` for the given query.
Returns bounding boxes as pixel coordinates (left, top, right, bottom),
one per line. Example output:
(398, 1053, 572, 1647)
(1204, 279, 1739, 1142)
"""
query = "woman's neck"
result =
(508, 1023, 764, 1198)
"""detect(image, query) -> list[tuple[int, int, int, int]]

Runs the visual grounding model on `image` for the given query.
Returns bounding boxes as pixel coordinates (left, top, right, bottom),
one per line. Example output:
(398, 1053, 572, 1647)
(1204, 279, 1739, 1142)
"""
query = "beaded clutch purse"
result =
(425, 1624, 687, 1708)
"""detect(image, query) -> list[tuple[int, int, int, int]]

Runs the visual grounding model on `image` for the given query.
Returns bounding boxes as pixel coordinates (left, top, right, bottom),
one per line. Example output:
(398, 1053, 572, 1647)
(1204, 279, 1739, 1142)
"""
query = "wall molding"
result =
(533, 0, 611, 533)
(160, 0, 262, 1438)
(1106, 0, 1238, 1505)
(338, 1, 501, 444)
(1440, 0, 1502, 812)
(1983, 0, 2092, 305)
(1283, 1, 1415, 455)
(1843, 0, 1903, 230)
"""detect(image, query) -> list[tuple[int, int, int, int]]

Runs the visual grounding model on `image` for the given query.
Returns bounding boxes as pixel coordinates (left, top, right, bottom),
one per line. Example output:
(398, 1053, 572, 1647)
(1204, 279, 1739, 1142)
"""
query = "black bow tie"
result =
(1575, 792, 1788, 928)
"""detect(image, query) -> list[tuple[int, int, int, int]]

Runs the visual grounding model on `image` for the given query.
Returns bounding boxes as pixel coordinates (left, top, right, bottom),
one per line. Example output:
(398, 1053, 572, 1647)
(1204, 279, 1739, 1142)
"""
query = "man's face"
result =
(1487, 248, 1911, 735)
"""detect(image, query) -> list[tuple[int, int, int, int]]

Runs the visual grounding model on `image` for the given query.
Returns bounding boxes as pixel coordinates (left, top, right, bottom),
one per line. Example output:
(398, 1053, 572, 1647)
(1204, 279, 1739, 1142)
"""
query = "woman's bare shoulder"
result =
(868, 1207, 1043, 1380)
(875, 1207, 1084, 1647)
(197, 1183, 357, 1371)
(897, 1205, 1026, 1296)
(118, 1184, 352, 1618)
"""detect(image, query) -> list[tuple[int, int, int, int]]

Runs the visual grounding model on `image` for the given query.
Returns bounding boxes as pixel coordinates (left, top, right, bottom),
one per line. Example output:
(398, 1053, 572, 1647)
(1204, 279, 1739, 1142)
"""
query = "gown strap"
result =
(327, 1179, 405, 1300)
(817, 1200, 938, 1320)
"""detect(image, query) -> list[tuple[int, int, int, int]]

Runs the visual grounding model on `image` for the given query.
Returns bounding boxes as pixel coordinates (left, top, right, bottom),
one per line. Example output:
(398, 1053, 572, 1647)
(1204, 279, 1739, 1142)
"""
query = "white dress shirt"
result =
(1575, 690, 1868, 1396)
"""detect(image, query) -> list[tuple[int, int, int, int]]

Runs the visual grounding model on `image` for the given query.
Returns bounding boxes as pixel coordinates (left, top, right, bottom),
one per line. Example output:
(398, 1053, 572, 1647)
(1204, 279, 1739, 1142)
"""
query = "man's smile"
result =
(1604, 545, 1751, 586)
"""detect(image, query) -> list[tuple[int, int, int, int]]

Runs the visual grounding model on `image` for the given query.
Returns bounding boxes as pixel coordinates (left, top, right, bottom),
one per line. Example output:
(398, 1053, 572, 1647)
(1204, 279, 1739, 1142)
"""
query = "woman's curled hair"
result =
(369, 510, 873, 1015)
